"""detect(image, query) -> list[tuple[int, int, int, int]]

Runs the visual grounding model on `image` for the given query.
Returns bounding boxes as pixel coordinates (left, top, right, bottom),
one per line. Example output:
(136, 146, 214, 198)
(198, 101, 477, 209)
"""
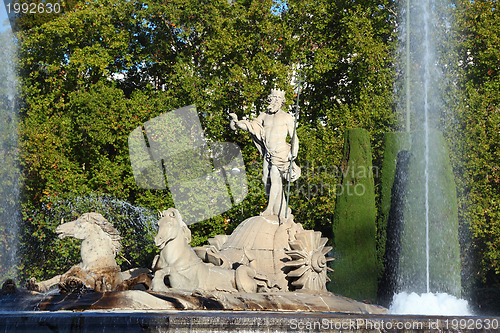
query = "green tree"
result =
(17, 0, 299, 280)
(17, 0, 398, 294)
(451, 0, 500, 297)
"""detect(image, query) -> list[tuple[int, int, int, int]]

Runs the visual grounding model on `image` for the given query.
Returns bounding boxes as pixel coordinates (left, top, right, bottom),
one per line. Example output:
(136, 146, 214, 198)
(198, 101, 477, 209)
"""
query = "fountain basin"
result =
(0, 310, 499, 332)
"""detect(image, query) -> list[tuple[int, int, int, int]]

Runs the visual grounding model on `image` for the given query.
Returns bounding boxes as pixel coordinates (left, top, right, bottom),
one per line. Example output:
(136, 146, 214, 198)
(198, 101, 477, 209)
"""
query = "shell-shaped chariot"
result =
(194, 215, 334, 292)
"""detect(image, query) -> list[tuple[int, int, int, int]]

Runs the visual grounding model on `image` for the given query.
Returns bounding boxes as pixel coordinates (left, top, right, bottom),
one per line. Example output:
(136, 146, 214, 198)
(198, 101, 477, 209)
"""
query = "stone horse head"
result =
(57, 212, 122, 262)
(154, 208, 191, 250)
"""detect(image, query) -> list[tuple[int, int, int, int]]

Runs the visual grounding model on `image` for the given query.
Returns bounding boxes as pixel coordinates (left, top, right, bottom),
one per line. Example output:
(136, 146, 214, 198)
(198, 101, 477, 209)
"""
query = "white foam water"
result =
(389, 292, 472, 316)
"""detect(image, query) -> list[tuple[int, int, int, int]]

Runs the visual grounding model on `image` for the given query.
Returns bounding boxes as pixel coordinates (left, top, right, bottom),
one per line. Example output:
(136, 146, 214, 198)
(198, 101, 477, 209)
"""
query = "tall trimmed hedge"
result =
(330, 128, 378, 302)
(376, 132, 410, 305)
(376, 132, 411, 278)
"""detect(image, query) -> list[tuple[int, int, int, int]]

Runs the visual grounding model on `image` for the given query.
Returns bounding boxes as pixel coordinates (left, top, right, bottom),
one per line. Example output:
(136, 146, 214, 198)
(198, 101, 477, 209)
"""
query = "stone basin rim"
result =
(0, 310, 497, 319)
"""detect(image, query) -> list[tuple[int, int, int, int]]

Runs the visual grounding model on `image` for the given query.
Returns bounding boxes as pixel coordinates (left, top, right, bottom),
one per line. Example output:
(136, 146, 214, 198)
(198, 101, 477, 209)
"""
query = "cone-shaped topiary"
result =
(330, 128, 378, 302)
(376, 132, 411, 305)
(376, 133, 411, 264)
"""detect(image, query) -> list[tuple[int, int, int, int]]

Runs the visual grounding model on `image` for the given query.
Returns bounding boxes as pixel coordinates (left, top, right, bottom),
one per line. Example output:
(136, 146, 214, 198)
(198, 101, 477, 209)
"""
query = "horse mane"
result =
(80, 212, 122, 255)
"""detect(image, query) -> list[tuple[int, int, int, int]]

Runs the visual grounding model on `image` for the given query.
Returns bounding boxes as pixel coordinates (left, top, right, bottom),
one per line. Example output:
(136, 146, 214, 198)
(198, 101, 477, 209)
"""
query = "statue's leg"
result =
(59, 266, 89, 292)
(262, 165, 282, 216)
(121, 267, 152, 280)
(151, 267, 171, 292)
(273, 180, 288, 218)
(235, 265, 257, 293)
(26, 275, 62, 292)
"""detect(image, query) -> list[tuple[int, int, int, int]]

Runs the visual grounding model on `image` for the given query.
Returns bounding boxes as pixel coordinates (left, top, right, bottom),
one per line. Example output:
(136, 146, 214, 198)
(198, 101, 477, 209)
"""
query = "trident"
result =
(285, 71, 303, 219)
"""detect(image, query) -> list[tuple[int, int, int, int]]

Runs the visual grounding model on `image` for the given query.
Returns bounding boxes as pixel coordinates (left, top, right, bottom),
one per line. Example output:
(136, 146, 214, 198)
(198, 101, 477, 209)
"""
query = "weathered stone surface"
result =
(0, 289, 387, 314)
(204, 215, 290, 291)
(399, 130, 461, 296)
(155, 209, 333, 294)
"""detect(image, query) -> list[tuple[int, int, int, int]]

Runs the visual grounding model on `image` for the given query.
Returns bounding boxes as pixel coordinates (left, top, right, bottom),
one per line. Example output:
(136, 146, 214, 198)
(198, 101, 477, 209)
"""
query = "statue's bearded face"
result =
(267, 90, 285, 113)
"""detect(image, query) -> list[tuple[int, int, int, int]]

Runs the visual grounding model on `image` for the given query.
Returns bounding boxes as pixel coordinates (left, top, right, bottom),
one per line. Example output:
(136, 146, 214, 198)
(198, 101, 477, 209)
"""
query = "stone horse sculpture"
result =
(151, 208, 257, 293)
(27, 212, 150, 293)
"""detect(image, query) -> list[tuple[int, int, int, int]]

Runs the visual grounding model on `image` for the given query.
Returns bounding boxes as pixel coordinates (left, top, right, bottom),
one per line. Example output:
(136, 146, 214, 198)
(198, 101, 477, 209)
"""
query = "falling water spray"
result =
(387, 0, 471, 315)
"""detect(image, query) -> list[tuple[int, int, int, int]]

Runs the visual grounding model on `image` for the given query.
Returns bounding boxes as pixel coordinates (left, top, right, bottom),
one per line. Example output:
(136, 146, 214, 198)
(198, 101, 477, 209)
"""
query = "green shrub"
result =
(330, 128, 378, 302)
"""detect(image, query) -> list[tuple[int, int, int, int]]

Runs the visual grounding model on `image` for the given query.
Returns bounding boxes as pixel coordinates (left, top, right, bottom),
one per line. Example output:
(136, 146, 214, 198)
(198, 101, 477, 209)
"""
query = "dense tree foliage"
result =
(451, 0, 500, 294)
(15, 0, 396, 283)
(6, 0, 500, 309)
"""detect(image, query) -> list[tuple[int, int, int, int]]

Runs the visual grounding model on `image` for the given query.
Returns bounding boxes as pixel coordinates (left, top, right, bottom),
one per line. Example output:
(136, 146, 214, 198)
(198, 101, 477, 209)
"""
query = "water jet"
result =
(381, 0, 469, 315)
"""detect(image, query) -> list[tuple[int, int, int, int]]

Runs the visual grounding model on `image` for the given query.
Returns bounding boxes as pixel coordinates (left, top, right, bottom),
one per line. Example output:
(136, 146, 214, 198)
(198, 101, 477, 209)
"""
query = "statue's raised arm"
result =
(229, 113, 255, 132)
(229, 112, 265, 156)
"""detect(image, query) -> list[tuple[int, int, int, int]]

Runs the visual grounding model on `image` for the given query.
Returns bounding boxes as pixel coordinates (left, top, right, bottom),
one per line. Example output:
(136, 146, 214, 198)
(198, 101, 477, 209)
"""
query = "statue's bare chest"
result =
(262, 112, 288, 129)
